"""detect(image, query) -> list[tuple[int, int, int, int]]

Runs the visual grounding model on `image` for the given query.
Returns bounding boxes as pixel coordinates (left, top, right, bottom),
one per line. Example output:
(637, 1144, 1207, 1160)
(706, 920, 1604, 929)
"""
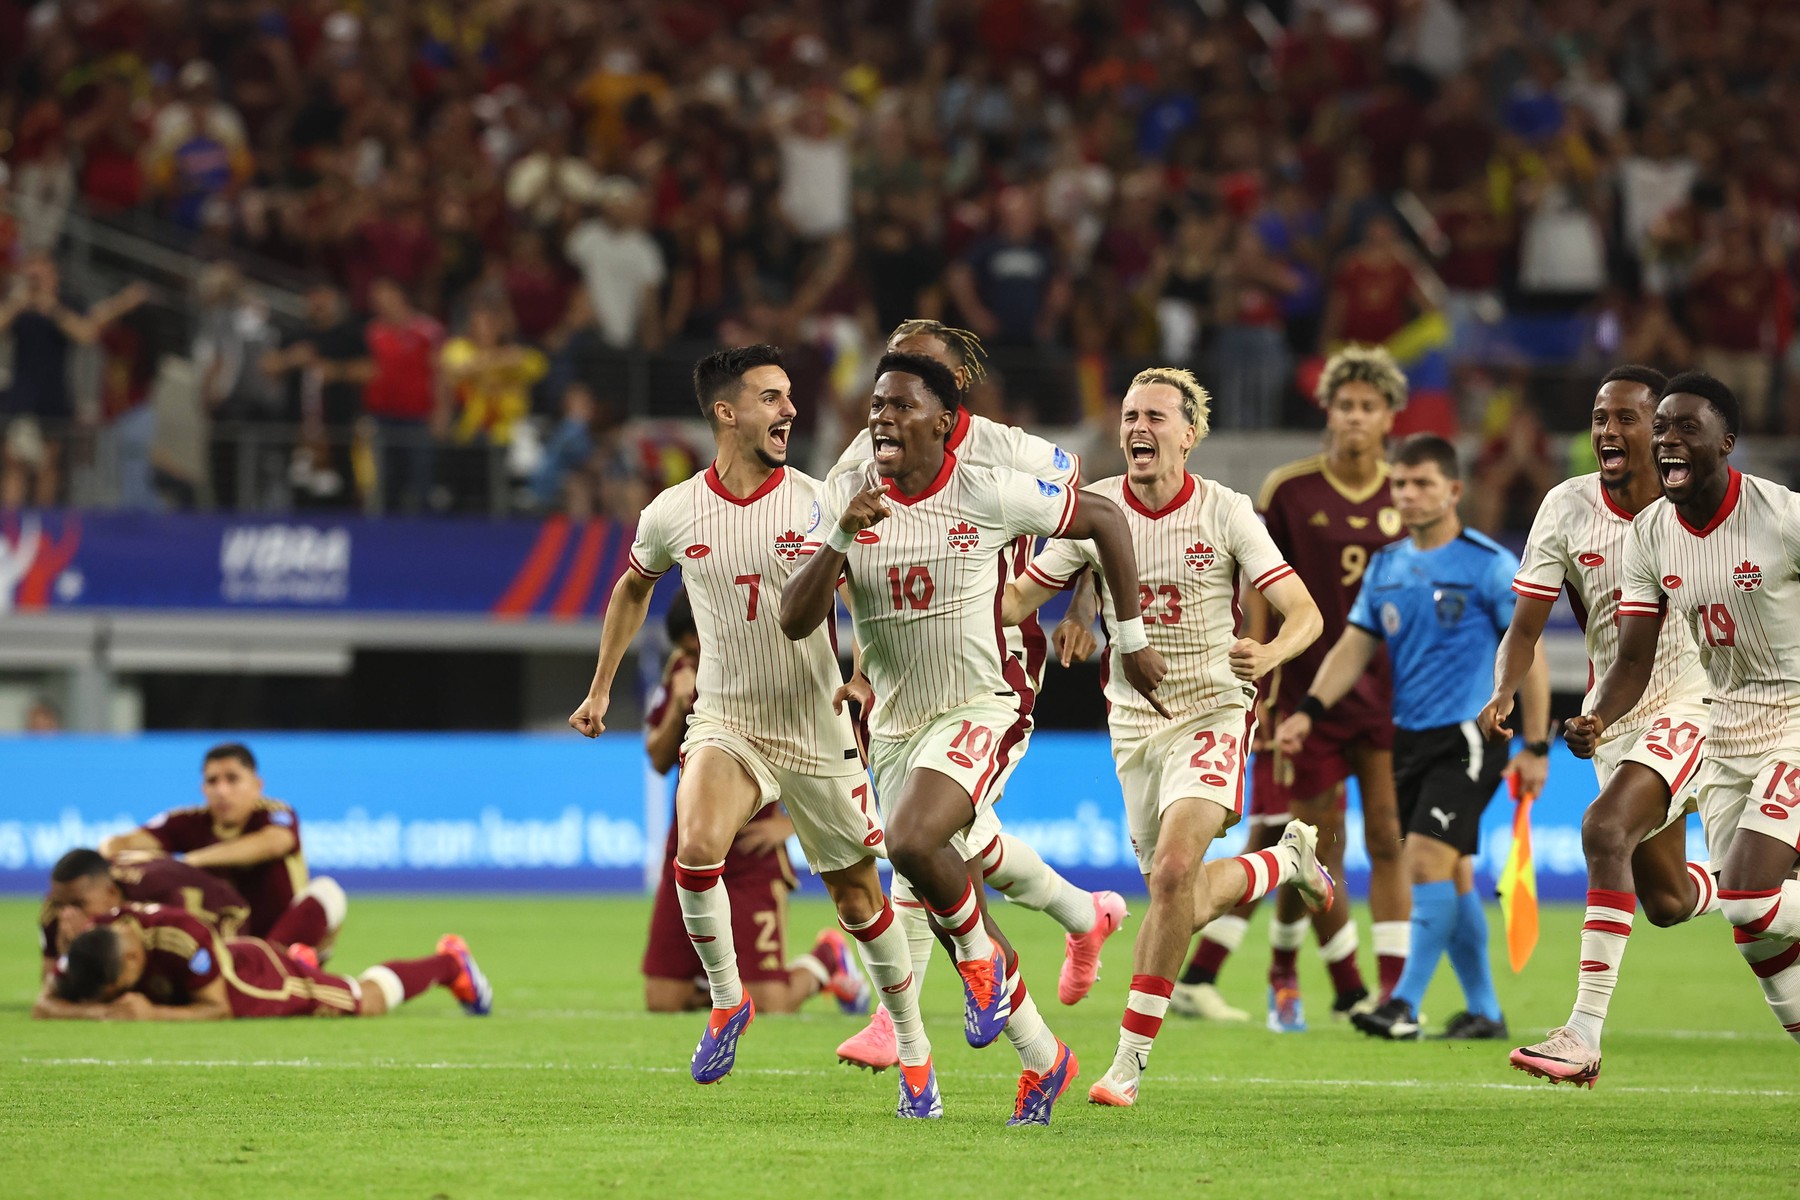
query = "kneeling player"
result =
(1003, 368, 1332, 1106)
(36, 902, 490, 1020)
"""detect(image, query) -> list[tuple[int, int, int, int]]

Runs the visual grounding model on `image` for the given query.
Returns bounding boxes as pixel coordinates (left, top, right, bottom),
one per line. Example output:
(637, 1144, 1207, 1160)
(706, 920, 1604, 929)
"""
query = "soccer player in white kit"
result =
(1001, 368, 1335, 1107)
(568, 346, 941, 1117)
(1566, 372, 1800, 1048)
(781, 351, 1169, 1126)
(1484, 366, 1720, 1087)
(832, 321, 1128, 1072)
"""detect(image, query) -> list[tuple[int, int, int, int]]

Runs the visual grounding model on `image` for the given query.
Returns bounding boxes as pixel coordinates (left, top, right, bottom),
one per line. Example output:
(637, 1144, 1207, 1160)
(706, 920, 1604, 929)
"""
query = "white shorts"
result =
(869, 695, 1028, 855)
(1111, 704, 1255, 874)
(1692, 740, 1800, 864)
(682, 719, 883, 874)
(1591, 698, 1709, 842)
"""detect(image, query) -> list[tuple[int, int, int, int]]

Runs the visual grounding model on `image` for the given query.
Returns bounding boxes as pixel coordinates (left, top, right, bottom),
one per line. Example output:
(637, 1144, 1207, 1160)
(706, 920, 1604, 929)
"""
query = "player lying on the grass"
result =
(832, 320, 1127, 1072)
(39, 848, 251, 980)
(783, 351, 1168, 1126)
(1565, 372, 1800, 1047)
(641, 589, 869, 1016)
(99, 742, 346, 959)
(1001, 367, 1331, 1107)
(1277, 434, 1551, 1042)
(34, 901, 489, 1019)
(570, 345, 937, 1117)
(1486, 365, 1721, 1087)
(1185, 345, 1412, 1030)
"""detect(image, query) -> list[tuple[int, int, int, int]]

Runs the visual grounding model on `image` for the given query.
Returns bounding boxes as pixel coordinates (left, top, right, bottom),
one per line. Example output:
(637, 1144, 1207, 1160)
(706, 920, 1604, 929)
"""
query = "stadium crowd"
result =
(3, 0, 1800, 518)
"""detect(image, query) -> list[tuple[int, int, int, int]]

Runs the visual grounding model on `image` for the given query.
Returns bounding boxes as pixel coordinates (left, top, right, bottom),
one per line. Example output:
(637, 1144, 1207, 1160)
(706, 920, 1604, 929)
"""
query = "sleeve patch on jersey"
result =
(270, 809, 295, 828)
(1053, 447, 1071, 471)
(189, 947, 212, 975)
(806, 501, 821, 533)
(1037, 479, 1061, 498)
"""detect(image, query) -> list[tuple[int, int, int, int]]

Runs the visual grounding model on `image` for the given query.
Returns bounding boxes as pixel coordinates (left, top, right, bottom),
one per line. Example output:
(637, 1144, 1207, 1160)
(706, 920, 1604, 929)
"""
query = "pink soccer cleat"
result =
(837, 1003, 900, 1071)
(1510, 1027, 1602, 1088)
(1058, 891, 1128, 1005)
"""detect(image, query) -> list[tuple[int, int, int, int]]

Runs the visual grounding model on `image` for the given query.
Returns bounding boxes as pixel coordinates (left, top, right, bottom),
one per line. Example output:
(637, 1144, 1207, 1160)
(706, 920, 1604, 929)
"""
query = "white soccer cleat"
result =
(1281, 819, 1335, 913)
(1086, 1047, 1145, 1108)
(1509, 1026, 1602, 1088)
(1169, 981, 1249, 1021)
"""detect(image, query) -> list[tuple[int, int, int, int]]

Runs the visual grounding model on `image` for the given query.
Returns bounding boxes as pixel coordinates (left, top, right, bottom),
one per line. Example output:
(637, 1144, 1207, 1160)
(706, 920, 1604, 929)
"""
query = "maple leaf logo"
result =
(1183, 540, 1217, 573)
(947, 521, 980, 553)
(1733, 560, 1763, 593)
(773, 529, 806, 562)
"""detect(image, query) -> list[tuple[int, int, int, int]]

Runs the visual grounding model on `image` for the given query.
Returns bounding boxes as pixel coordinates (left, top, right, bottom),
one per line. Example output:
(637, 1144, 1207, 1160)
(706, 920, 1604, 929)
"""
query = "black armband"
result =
(1299, 695, 1327, 722)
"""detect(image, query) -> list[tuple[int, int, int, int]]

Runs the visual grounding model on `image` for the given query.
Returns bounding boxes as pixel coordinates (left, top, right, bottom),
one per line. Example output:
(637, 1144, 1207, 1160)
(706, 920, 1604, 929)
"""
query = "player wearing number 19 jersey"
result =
(1003, 368, 1333, 1108)
(1574, 373, 1800, 1047)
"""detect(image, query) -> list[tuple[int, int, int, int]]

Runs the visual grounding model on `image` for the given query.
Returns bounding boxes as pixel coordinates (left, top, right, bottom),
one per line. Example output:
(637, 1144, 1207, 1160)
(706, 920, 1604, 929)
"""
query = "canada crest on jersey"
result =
(947, 521, 980, 553)
(773, 529, 807, 562)
(1734, 560, 1763, 593)
(1182, 540, 1217, 574)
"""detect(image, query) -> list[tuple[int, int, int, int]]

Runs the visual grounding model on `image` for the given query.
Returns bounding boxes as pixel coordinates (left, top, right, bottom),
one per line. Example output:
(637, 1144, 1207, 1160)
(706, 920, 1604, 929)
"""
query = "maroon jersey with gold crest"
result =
(1259, 455, 1402, 725)
(39, 858, 251, 963)
(94, 903, 222, 1005)
(143, 799, 307, 937)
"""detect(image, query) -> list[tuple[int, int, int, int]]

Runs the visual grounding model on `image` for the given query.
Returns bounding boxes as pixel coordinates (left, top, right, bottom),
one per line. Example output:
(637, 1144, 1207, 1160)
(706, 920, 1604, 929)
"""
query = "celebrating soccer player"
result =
(1002, 368, 1332, 1106)
(569, 345, 937, 1116)
(781, 351, 1165, 1126)
(1182, 345, 1411, 1030)
(38, 848, 252, 980)
(1565, 372, 1800, 1047)
(36, 901, 490, 1020)
(1488, 366, 1719, 1086)
(99, 743, 347, 958)
(832, 320, 1127, 1073)
(1278, 434, 1550, 1041)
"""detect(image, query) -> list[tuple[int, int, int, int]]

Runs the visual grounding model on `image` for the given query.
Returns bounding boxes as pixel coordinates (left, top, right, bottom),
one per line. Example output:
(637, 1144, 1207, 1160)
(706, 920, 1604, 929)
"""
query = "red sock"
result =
(270, 896, 328, 947)
(1270, 947, 1299, 978)
(1181, 938, 1232, 986)
(382, 953, 460, 1000)
(1378, 954, 1405, 1001)
(1326, 953, 1365, 996)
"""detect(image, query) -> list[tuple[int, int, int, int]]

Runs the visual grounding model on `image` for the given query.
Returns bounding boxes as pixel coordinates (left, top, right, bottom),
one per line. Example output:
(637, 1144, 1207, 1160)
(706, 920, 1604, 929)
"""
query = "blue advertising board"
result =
(0, 733, 1678, 900)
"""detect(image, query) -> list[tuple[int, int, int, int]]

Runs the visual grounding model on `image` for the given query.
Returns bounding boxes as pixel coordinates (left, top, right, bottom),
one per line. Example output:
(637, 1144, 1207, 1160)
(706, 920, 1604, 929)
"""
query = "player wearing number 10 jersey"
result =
(1570, 372, 1800, 1048)
(1003, 368, 1333, 1108)
(570, 345, 936, 1115)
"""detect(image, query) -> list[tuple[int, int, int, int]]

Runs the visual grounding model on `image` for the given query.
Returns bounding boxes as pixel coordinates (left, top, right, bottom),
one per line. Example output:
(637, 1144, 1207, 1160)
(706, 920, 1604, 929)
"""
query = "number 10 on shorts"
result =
(947, 721, 992, 769)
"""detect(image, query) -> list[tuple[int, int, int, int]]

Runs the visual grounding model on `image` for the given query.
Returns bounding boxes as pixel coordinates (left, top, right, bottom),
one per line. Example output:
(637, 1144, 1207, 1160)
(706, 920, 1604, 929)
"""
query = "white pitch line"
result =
(16, 1058, 1797, 1098)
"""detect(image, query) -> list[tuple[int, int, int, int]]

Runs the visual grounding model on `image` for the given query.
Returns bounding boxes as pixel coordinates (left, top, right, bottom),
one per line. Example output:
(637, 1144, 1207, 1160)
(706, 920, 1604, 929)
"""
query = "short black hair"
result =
(692, 345, 784, 427)
(1599, 364, 1668, 397)
(1661, 370, 1741, 437)
(204, 742, 257, 772)
(55, 927, 122, 1003)
(665, 587, 697, 646)
(51, 849, 110, 884)
(1392, 432, 1461, 480)
(874, 352, 961, 412)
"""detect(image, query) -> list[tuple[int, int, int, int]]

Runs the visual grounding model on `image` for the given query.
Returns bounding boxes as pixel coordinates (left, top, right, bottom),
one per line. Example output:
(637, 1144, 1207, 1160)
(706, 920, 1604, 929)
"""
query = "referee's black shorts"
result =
(1392, 721, 1510, 855)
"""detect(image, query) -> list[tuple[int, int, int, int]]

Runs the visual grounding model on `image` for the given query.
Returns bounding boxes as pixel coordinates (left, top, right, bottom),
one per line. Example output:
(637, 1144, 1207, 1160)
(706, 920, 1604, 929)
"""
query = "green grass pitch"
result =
(4, 893, 1795, 1199)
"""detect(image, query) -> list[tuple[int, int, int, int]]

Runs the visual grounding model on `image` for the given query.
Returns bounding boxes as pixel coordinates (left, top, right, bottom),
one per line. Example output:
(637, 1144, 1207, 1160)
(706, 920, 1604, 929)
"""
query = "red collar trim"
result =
(704, 463, 785, 506)
(1677, 467, 1741, 538)
(946, 407, 971, 451)
(1598, 479, 1638, 522)
(1122, 473, 1196, 520)
(887, 451, 958, 506)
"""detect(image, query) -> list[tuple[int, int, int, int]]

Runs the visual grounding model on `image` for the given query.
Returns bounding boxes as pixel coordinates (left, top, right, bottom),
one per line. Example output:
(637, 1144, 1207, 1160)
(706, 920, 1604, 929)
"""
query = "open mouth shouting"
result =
(1659, 453, 1691, 489)
(768, 420, 792, 456)
(1128, 435, 1157, 469)
(1597, 442, 1627, 475)
(871, 432, 903, 468)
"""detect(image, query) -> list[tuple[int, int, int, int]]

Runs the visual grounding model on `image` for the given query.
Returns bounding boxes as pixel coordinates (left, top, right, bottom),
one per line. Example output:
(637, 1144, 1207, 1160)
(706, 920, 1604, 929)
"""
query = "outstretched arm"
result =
(1272, 626, 1381, 753)
(1480, 595, 1552, 737)
(1060, 494, 1168, 716)
(569, 570, 657, 737)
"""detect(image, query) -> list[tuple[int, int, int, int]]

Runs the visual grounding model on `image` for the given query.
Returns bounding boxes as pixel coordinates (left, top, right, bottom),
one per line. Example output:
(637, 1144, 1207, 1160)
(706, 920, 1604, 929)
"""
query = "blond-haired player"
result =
(1002, 368, 1334, 1107)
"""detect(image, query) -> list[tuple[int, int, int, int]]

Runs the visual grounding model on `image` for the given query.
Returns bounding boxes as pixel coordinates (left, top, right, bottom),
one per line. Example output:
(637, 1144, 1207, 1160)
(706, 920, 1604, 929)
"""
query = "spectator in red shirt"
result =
(354, 278, 444, 514)
(1688, 224, 1780, 432)
(1321, 215, 1436, 349)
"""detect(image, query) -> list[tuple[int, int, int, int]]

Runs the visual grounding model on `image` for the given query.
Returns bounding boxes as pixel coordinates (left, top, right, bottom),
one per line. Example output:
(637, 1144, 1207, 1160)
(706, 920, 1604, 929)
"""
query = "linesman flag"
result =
(1496, 774, 1539, 973)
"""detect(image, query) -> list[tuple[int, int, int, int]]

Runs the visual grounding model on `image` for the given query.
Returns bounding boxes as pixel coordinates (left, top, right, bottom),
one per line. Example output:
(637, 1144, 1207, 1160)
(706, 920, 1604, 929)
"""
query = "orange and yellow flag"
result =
(1496, 775, 1539, 972)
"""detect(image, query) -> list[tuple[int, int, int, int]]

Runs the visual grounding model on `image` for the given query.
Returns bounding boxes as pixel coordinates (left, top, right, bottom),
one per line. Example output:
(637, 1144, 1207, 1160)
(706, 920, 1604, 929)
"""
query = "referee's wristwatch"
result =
(1522, 740, 1551, 758)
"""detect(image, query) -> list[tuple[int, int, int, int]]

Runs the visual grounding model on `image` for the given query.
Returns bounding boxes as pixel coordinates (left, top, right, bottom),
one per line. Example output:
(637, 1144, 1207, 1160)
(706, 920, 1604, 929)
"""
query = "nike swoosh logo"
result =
(688, 935, 716, 943)
(881, 972, 914, 995)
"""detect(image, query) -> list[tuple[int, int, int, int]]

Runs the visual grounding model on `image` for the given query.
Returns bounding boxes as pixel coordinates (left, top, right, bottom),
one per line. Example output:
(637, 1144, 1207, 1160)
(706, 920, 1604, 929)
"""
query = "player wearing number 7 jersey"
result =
(568, 345, 940, 1117)
(1492, 366, 1720, 1088)
(1569, 372, 1800, 1048)
(782, 351, 1168, 1127)
(1002, 368, 1331, 1107)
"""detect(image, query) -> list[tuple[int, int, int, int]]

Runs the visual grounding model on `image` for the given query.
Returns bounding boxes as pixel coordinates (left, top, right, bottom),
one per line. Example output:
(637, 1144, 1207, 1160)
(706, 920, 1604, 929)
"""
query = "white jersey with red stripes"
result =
(824, 452, 1079, 741)
(627, 463, 859, 776)
(838, 408, 1078, 693)
(1618, 468, 1800, 758)
(1512, 472, 1706, 742)
(1025, 472, 1294, 742)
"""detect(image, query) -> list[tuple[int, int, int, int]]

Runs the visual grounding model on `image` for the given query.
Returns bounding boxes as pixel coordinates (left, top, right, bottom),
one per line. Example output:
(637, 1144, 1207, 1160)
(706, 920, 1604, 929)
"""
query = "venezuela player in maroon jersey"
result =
(1176, 345, 1410, 1028)
(38, 848, 251, 979)
(35, 902, 491, 1019)
(100, 742, 345, 955)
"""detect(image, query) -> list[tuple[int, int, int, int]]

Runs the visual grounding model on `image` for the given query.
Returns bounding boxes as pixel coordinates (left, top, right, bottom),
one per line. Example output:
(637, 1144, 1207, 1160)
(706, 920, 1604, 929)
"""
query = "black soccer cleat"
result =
(1331, 985, 1370, 1018)
(1436, 1011, 1509, 1040)
(1351, 996, 1420, 1041)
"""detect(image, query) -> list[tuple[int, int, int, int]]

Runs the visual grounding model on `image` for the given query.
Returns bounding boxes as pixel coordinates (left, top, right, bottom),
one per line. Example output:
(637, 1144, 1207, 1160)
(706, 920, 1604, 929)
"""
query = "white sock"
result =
(788, 953, 830, 990)
(1119, 972, 1174, 1066)
(674, 860, 741, 1009)
(927, 878, 993, 963)
(1720, 882, 1800, 942)
(1318, 922, 1358, 965)
(1567, 888, 1634, 1049)
(1732, 928, 1800, 1043)
(1269, 916, 1309, 952)
(1229, 844, 1299, 906)
(1373, 920, 1411, 960)
(1002, 962, 1058, 1073)
(842, 901, 932, 1067)
(980, 833, 1096, 934)
(1686, 861, 1720, 919)
(1199, 913, 1250, 953)
(889, 873, 937, 988)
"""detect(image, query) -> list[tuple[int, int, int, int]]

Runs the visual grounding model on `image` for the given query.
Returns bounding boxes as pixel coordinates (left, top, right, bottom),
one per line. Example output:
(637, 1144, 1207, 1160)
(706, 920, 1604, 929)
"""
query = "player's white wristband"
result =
(1114, 616, 1149, 654)
(826, 524, 855, 554)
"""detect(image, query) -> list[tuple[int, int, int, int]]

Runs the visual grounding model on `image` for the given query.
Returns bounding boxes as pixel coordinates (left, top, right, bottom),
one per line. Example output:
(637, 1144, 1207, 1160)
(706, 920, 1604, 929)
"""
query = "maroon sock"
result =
(269, 896, 328, 948)
(1326, 952, 1366, 997)
(382, 953, 460, 1000)
(1378, 953, 1406, 1001)
(1179, 938, 1232, 986)
(1270, 947, 1299, 980)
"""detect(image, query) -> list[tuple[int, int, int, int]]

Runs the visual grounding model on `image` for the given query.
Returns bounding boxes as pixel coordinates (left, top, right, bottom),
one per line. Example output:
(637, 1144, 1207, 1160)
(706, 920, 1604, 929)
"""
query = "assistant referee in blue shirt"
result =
(1275, 433, 1551, 1041)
